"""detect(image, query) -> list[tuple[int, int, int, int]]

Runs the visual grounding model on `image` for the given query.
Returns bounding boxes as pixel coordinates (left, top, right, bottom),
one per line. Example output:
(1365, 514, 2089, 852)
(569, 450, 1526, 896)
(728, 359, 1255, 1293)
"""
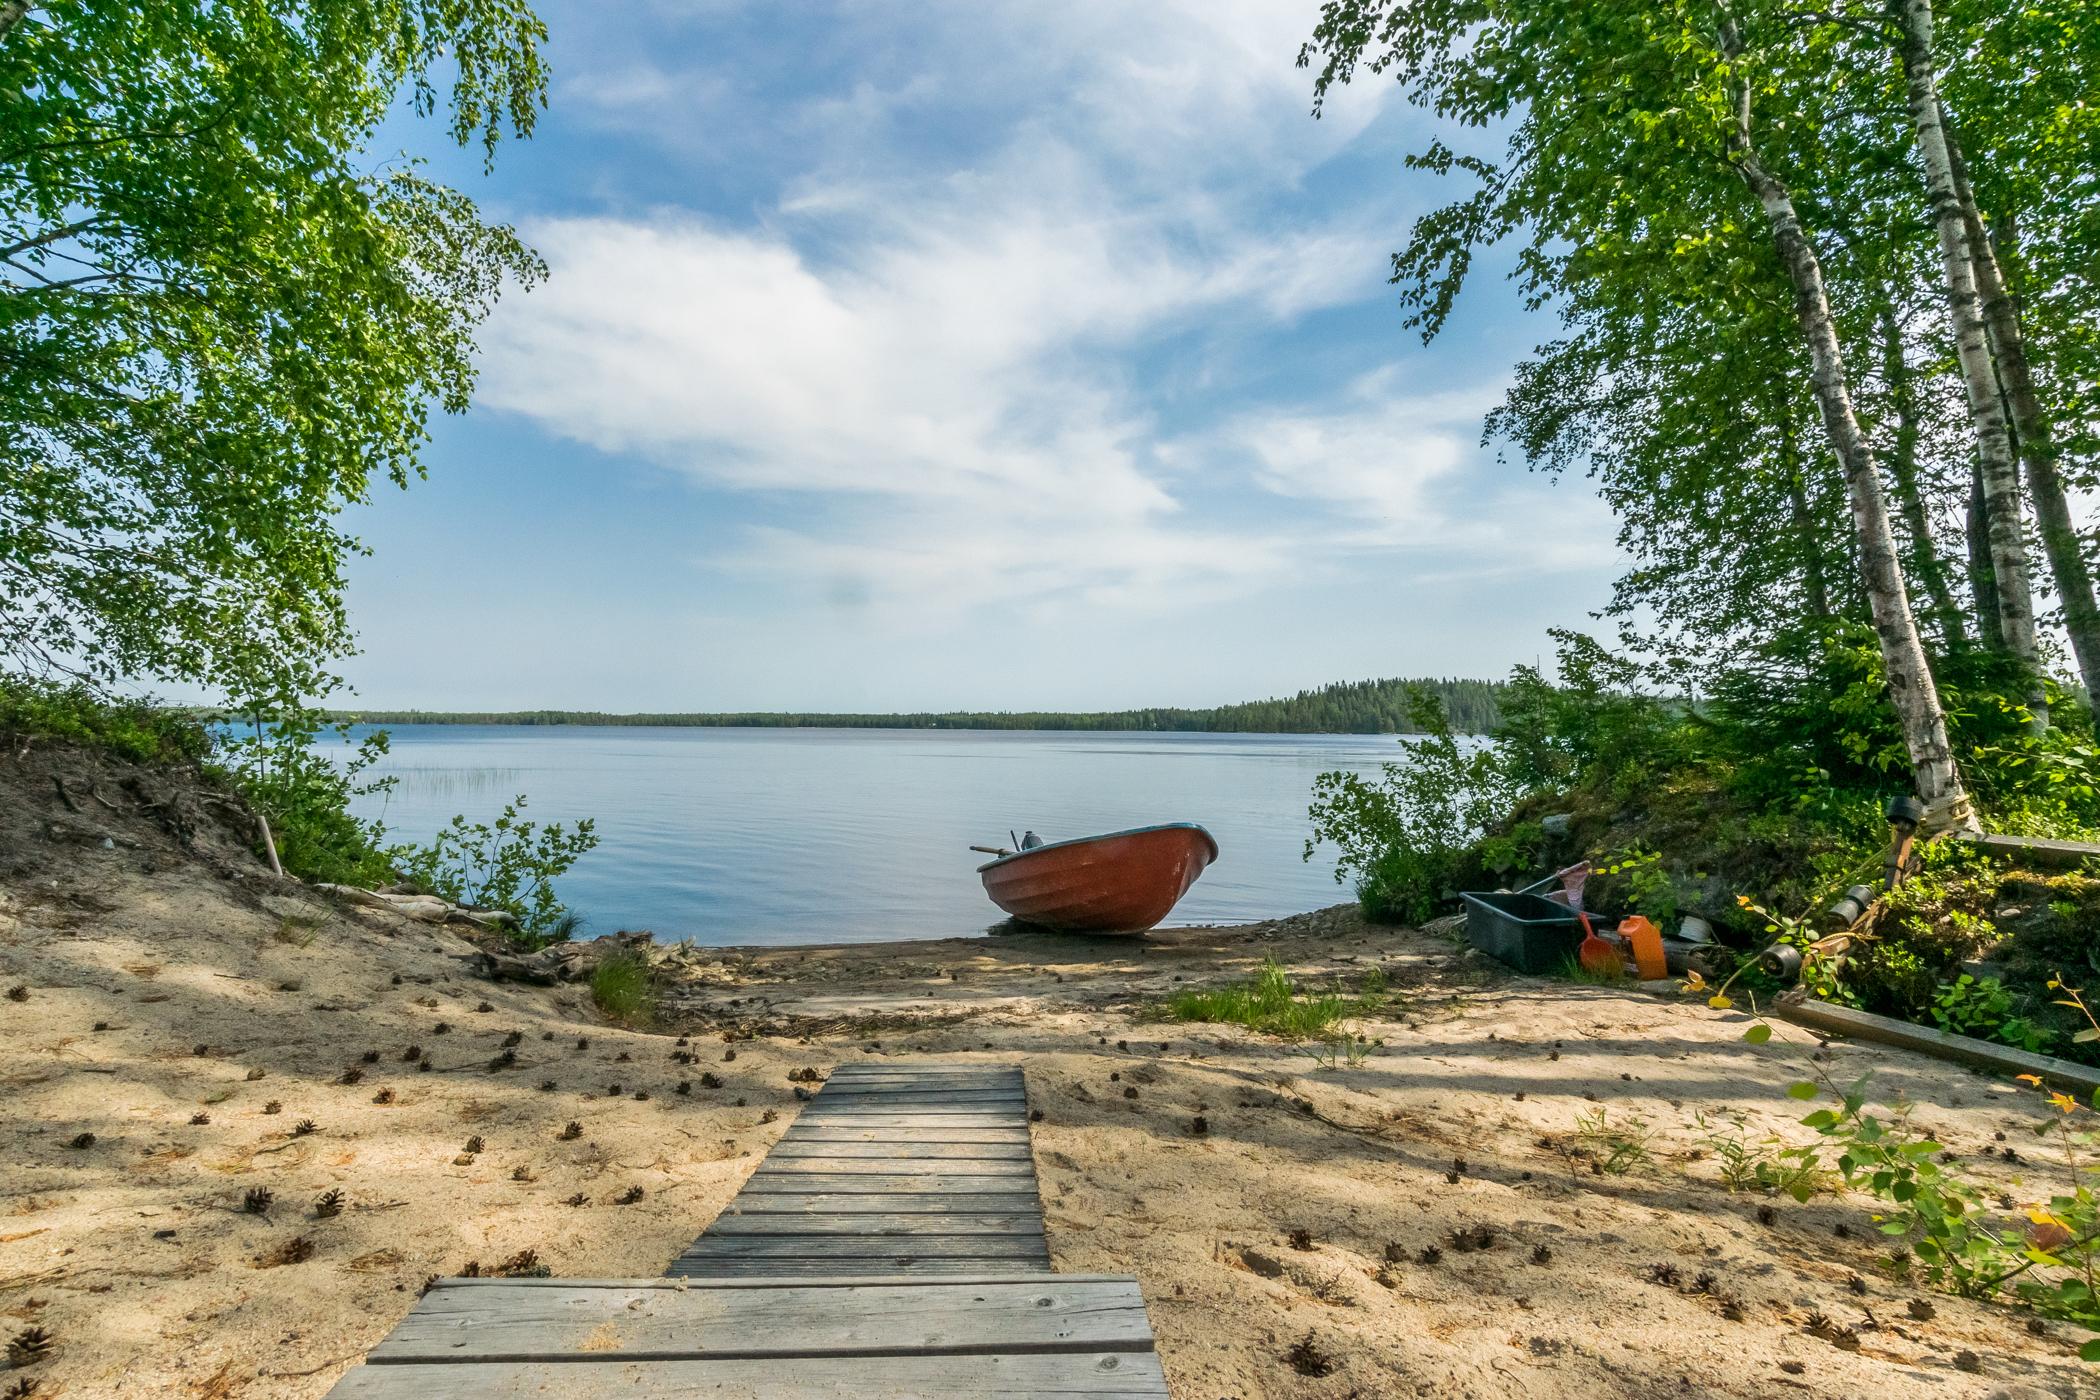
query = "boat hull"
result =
(976, 824, 1218, 934)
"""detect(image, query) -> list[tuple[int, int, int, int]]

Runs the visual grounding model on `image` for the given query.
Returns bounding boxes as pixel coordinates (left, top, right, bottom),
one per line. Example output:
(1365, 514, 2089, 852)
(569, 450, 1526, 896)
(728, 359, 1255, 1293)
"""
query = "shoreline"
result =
(4, 748, 2092, 1398)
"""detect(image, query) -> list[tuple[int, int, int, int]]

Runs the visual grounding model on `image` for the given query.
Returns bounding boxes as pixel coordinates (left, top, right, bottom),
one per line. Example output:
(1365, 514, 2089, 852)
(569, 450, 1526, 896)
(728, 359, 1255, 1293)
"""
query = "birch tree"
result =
(1887, 0, 2041, 719)
(1716, 16, 1968, 813)
(1933, 0, 2100, 702)
(1301, 1, 1976, 816)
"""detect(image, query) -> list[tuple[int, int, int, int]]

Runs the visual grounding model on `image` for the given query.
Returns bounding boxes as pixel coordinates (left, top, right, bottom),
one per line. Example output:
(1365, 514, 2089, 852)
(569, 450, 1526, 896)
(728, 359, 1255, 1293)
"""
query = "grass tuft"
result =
(1162, 960, 1389, 1040)
(1555, 952, 1629, 986)
(590, 950, 658, 1027)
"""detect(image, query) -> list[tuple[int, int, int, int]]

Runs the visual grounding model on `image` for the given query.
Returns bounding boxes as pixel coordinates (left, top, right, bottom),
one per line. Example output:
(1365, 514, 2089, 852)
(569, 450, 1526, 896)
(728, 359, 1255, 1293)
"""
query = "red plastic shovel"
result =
(1576, 911, 1620, 975)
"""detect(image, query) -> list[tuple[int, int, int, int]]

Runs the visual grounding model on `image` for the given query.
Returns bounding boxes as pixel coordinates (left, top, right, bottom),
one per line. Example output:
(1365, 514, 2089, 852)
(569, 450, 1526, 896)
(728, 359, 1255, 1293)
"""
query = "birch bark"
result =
(1720, 20, 1971, 819)
(1876, 306, 1967, 646)
(1892, 0, 2040, 705)
(1941, 128, 2100, 701)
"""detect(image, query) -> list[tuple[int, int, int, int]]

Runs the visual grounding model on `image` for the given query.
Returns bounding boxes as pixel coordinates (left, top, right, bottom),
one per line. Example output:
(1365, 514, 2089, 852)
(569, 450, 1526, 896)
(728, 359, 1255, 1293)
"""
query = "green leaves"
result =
(1786, 1080, 1820, 1100)
(0, 1, 546, 701)
(1743, 1022, 1773, 1044)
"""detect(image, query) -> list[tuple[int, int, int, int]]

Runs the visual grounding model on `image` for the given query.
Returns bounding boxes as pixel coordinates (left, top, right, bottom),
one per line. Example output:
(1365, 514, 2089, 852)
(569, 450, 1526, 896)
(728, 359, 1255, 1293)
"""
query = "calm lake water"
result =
(344, 726, 1424, 946)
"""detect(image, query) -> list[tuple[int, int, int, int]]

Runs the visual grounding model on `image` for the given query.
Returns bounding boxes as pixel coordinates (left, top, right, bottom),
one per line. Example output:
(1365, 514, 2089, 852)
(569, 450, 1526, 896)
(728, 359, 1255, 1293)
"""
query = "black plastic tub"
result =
(1459, 891, 1584, 974)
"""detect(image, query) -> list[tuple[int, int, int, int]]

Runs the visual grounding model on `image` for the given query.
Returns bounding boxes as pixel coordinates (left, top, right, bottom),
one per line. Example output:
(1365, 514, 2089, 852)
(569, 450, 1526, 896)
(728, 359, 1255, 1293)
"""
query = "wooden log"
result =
(1957, 831, 2100, 870)
(1773, 999, 2100, 1095)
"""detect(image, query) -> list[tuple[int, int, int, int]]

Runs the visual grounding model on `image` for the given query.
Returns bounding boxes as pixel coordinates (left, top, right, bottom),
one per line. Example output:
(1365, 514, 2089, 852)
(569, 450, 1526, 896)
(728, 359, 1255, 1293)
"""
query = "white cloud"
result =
(477, 0, 1503, 621)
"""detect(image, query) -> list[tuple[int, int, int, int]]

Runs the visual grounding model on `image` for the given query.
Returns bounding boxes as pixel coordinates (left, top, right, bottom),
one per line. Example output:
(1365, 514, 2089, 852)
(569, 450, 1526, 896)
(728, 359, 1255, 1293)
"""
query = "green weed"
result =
(1573, 1106, 1655, 1174)
(590, 951, 658, 1028)
(1161, 960, 1387, 1040)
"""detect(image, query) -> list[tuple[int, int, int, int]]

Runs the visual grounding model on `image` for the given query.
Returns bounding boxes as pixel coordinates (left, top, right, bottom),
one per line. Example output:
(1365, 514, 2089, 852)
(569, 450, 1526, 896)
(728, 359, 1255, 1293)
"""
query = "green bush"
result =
(214, 707, 396, 886)
(0, 674, 210, 765)
(392, 795, 598, 946)
(1928, 973, 2056, 1054)
(1305, 684, 1514, 923)
(1494, 629, 1687, 799)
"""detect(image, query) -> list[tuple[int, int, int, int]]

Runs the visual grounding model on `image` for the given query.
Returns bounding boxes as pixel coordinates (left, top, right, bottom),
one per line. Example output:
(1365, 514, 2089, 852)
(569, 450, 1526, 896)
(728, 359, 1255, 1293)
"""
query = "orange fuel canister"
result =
(1618, 915, 1667, 980)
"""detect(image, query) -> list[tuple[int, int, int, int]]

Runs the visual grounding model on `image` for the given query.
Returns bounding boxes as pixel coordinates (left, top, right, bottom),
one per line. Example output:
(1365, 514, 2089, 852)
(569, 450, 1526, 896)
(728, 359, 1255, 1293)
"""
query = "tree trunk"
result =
(1965, 462, 2004, 650)
(1876, 305, 1966, 646)
(1780, 408, 1832, 621)
(1893, 0, 2041, 720)
(1942, 130, 2100, 703)
(0, 4, 29, 44)
(1721, 20, 1972, 823)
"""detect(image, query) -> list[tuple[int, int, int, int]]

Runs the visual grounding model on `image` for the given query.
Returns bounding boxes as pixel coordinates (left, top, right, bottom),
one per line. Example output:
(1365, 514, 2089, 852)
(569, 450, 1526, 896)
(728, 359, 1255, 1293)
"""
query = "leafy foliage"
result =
(215, 708, 396, 886)
(0, 673, 208, 765)
(1930, 973, 2056, 1054)
(391, 796, 598, 944)
(1305, 684, 1515, 923)
(0, 1, 545, 699)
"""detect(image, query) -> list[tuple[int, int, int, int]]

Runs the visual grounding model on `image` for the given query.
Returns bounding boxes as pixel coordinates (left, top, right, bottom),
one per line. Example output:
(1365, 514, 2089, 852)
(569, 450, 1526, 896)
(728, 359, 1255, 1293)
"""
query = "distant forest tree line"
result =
(313, 677, 1507, 735)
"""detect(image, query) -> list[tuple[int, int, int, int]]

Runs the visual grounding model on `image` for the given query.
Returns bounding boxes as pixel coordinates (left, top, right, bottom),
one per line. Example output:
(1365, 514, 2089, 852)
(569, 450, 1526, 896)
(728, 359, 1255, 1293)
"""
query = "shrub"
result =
(392, 795, 598, 946)
(215, 706, 395, 886)
(1305, 684, 1515, 924)
(1928, 973, 2056, 1054)
(0, 674, 209, 765)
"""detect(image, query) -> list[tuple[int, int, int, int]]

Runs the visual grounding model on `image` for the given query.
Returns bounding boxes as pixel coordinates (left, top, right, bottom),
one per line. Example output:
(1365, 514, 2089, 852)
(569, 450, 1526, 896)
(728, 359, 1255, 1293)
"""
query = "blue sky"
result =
(338, 0, 1622, 712)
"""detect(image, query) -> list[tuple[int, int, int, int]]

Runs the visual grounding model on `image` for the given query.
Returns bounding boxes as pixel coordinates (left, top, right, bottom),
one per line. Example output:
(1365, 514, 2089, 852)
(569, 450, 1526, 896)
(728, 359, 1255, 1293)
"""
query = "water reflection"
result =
(345, 726, 1429, 947)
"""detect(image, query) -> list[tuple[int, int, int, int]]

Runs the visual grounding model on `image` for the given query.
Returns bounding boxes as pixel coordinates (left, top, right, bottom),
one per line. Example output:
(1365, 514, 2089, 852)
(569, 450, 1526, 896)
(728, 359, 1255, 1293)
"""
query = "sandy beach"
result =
(2, 750, 2093, 1399)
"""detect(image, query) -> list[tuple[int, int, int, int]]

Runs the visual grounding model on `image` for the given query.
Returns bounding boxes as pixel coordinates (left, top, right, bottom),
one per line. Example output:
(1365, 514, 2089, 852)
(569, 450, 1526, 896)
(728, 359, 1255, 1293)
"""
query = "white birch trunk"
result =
(1894, 0, 2040, 707)
(1721, 20, 1973, 823)
(1942, 129, 2100, 703)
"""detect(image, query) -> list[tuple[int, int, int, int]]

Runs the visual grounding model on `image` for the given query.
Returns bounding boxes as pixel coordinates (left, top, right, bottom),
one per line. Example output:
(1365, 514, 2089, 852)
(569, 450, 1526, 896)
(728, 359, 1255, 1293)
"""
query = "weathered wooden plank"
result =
(367, 1277, 1134, 1364)
(329, 1352, 1170, 1398)
(428, 1274, 1135, 1291)
(738, 1173, 1045, 1194)
(807, 1090, 1026, 1106)
(814, 1083, 1020, 1091)
(667, 1256, 1052, 1279)
(787, 1111, 1029, 1129)
(827, 1065, 1017, 1076)
(750, 1157, 1036, 1177)
(704, 1213, 1046, 1235)
(677, 1235, 1050, 1261)
(766, 1142, 1034, 1161)
(779, 1126, 1032, 1145)
(1774, 999, 2100, 1095)
(1957, 831, 2100, 871)
(716, 1192, 1043, 1215)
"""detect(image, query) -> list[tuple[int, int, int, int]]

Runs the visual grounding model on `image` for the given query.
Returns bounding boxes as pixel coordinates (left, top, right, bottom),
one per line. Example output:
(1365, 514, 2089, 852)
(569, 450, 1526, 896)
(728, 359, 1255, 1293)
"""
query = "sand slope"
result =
(2, 743, 2092, 1397)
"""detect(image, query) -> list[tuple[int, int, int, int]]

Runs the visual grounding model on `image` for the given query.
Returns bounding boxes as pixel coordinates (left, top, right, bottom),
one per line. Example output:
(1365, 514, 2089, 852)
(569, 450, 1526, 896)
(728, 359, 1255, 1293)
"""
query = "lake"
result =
(345, 726, 1424, 946)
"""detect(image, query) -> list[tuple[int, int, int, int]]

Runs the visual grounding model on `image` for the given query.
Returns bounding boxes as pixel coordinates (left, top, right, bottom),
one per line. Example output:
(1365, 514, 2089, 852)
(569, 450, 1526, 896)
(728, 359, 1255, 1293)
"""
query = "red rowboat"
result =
(973, 824, 1218, 934)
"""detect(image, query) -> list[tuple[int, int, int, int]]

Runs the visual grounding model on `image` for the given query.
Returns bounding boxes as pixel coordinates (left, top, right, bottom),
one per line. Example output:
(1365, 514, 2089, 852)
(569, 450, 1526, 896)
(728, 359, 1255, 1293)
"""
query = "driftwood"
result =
(315, 884, 516, 930)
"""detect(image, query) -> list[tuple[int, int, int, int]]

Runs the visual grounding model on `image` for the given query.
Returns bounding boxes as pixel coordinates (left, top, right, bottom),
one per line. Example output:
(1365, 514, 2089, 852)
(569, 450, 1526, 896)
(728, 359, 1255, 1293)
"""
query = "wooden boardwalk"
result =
(669, 1062, 1051, 1277)
(323, 1062, 1170, 1397)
